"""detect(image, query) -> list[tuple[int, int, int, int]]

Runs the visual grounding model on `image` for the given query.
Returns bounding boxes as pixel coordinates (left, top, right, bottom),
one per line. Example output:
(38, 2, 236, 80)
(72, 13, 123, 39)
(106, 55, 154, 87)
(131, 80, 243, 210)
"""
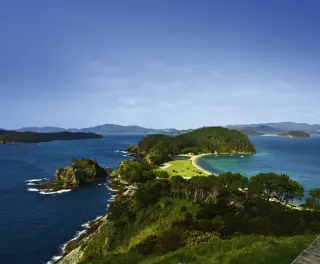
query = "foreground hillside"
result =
(57, 158, 320, 264)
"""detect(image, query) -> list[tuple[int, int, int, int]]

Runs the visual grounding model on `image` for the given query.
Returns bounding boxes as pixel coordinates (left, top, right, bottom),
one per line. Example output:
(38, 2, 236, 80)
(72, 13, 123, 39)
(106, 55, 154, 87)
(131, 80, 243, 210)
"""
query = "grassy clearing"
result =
(157, 157, 205, 178)
(142, 234, 317, 264)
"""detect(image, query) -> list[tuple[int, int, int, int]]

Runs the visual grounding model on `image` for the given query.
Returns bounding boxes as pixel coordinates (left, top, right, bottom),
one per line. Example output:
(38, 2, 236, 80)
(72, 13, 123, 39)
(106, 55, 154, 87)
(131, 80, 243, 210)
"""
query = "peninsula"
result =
(127, 126, 256, 166)
(0, 130, 102, 144)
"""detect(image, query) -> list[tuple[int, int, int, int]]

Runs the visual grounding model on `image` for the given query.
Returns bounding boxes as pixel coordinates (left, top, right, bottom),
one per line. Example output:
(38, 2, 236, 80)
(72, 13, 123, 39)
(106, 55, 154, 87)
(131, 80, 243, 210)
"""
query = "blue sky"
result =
(1, 0, 320, 129)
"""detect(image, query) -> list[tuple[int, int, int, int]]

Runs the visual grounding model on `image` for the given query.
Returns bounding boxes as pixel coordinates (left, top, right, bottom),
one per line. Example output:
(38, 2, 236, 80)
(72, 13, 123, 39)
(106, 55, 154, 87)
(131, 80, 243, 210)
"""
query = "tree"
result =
(306, 188, 320, 210)
(156, 170, 169, 178)
(249, 173, 304, 203)
(114, 160, 155, 183)
(216, 172, 248, 191)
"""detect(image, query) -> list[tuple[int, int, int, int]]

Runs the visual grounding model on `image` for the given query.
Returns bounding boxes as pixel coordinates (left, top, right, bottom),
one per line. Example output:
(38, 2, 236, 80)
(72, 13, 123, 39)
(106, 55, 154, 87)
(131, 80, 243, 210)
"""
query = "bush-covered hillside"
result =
(128, 127, 256, 165)
(61, 160, 320, 264)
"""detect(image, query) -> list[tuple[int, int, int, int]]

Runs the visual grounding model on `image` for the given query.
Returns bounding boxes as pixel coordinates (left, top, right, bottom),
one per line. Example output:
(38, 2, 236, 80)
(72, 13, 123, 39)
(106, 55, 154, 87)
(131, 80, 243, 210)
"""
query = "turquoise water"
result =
(197, 135, 320, 196)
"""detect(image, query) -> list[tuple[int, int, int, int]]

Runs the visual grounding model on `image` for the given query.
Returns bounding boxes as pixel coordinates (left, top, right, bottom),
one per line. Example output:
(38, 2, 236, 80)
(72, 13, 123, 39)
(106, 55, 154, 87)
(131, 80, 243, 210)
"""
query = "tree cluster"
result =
(113, 160, 156, 183)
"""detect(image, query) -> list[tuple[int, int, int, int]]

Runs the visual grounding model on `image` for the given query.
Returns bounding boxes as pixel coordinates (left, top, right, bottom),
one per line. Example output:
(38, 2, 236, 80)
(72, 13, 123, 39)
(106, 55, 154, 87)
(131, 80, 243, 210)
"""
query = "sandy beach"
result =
(189, 154, 218, 176)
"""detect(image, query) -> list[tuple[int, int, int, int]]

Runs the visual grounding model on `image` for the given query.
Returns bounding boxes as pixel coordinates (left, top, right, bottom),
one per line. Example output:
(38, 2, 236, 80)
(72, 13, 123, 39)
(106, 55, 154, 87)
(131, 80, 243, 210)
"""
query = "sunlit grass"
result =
(157, 158, 204, 178)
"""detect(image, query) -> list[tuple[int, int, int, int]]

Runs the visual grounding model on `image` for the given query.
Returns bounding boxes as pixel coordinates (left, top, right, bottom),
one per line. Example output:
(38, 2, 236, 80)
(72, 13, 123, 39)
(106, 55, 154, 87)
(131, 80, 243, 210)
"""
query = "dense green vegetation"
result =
(0, 130, 102, 144)
(128, 127, 256, 165)
(67, 158, 320, 264)
(142, 234, 316, 264)
(278, 130, 311, 138)
(113, 159, 156, 183)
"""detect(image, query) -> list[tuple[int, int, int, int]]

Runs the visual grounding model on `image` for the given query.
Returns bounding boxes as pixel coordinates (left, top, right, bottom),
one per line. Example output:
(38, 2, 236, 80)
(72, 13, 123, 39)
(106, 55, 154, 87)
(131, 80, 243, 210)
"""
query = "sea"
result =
(0, 134, 320, 264)
(0, 134, 145, 264)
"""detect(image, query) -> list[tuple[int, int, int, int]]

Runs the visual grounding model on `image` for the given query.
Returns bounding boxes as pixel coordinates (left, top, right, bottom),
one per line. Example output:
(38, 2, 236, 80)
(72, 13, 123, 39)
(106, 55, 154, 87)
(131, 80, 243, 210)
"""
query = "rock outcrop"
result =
(54, 158, 107, 187)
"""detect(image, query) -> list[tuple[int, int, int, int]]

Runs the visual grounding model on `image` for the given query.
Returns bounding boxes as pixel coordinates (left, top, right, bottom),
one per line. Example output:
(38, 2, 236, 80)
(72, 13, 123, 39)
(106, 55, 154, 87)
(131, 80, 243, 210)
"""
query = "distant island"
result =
(0, 130, 102, 144)
(278, 130, 311, 138)
(227, 122, 320, 134)
(230, 125, 312, 138)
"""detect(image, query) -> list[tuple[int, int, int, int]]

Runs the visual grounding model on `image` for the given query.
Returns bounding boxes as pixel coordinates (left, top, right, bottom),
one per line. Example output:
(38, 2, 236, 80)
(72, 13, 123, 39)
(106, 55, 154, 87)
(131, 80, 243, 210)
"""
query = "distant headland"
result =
(0, 130, 102, 144)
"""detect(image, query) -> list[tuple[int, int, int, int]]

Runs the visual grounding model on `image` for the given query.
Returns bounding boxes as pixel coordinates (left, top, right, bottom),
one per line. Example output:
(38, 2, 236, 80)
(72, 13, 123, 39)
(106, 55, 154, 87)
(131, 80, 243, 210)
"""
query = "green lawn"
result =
(157, 157, 205, 178)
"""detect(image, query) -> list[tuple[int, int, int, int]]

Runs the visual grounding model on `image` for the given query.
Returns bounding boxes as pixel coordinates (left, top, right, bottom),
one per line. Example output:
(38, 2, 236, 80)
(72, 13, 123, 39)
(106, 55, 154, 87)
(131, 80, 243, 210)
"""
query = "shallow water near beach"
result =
(0, 134, 145, 264)
(197, 135, 320, 199)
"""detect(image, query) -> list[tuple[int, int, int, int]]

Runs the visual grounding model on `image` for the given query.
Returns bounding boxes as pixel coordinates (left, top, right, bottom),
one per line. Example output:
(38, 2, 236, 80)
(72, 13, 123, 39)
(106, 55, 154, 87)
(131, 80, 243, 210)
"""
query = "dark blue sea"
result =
(1, 134, 320, 263)
(0, 134, 145, 264)
(198, 135, 320, 198)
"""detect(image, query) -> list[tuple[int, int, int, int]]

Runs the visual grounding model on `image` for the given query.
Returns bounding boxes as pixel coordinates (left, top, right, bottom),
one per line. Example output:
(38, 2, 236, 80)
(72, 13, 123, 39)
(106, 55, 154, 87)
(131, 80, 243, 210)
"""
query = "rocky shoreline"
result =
(52, 176, 126, 264)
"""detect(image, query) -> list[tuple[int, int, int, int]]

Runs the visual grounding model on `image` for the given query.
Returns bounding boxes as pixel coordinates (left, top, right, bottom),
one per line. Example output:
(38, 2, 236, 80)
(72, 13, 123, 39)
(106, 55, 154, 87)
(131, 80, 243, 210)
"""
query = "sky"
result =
(1, 0, 320, 129)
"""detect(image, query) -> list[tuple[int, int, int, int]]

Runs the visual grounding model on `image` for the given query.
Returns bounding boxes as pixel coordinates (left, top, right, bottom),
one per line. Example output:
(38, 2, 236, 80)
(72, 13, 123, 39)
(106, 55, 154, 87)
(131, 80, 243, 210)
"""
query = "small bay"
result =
(198, 135, 320, 196)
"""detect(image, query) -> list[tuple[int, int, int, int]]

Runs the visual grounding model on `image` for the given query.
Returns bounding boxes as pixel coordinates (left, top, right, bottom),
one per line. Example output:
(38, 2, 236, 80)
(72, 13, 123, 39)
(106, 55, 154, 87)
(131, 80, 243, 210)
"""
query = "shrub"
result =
(154, 226, 186, 255)
(132, 235, 158, 255)
(180, 205, 187, 212)
(162, 200, 172, 208)
(156, 170, 169, 179)
(186, 230, 221, 244)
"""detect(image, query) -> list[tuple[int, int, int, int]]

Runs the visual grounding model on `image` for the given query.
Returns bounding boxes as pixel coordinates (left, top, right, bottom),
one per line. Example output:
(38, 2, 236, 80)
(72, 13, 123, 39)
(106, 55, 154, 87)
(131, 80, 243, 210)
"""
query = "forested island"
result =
(0, 130, 102, 144)
(57, 156, 320, 264)
(278, 130, 311, 138)
(127, 127, 256, 165)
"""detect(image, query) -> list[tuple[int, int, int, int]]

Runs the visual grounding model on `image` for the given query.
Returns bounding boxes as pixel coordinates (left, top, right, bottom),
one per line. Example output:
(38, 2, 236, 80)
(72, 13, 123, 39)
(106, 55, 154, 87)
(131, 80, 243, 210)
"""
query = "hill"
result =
(13, 124, 179, 134)
(0, 130, 102, 144)
(227, 122, 320, 133)
(278, 130, 311, 138)
(80, 124, 171, 134)
(238, 129, 263, 136)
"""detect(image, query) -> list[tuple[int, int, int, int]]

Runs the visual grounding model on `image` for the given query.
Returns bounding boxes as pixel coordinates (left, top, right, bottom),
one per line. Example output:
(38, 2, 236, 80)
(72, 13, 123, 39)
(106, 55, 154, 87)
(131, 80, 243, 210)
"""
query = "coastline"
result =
(178, 152, 254, 177)
(189, 154, 218, 176)
(50, 186, 118, 264)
